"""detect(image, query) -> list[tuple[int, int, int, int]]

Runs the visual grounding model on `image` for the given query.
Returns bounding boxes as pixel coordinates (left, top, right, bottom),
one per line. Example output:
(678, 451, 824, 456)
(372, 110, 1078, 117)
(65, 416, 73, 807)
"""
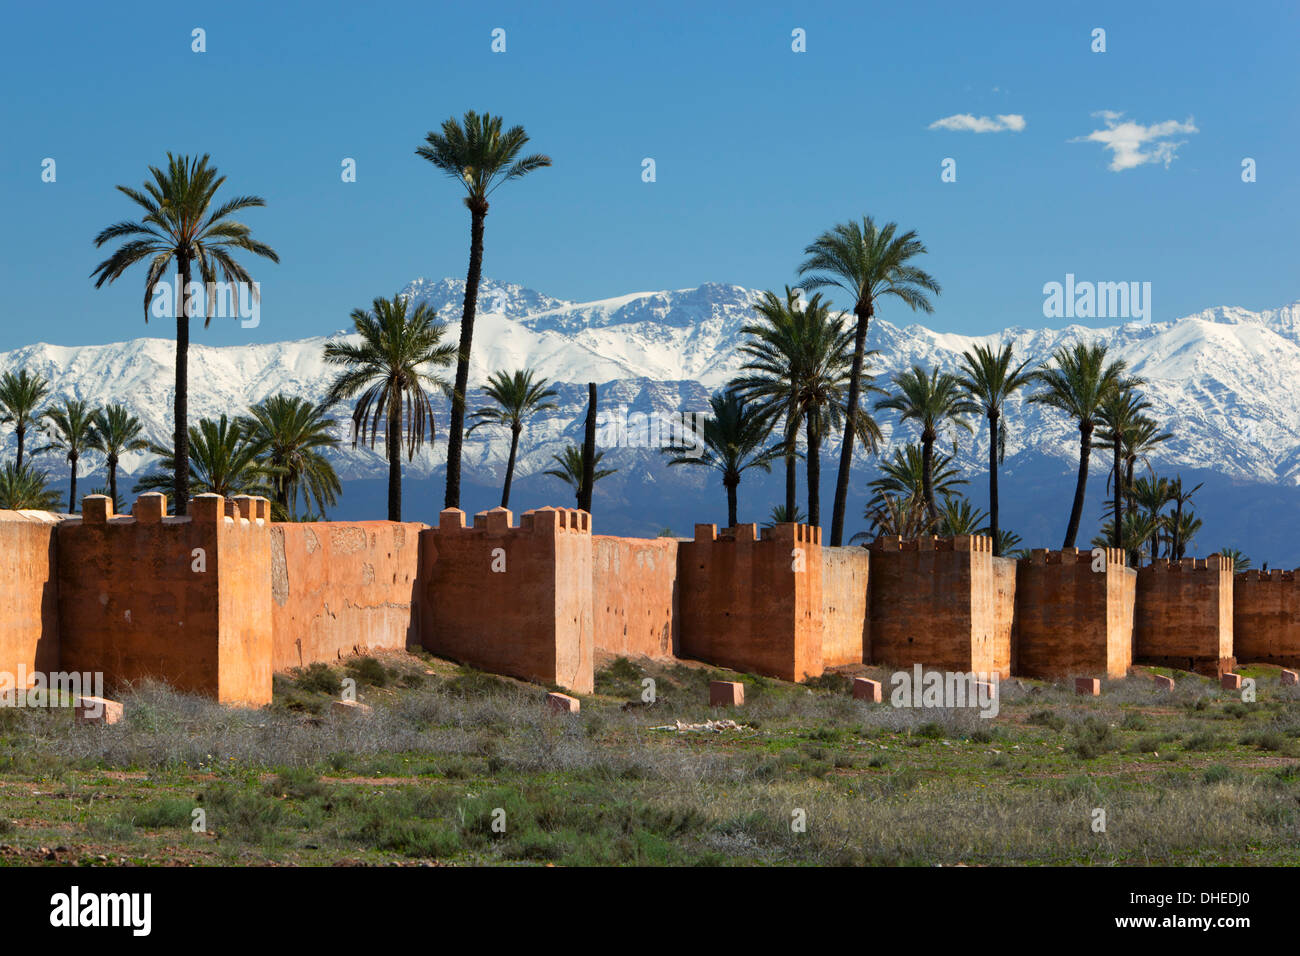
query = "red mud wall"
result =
(868, 535, 1004, 677)
(820, 546, 868, 667)
(1013, 548, 1133, 678)
(992, 555, 1017, 677)
(592, 535, 678, 660)
(56, 493, 273, 705)
(1135, 557, 1234, 674)
(0, 510, 63, 680)
(1233, 570, 1300, 667)
(677, 523, 824, 682)
(418, 507, 594, 694)
(270, 520, 425, 671)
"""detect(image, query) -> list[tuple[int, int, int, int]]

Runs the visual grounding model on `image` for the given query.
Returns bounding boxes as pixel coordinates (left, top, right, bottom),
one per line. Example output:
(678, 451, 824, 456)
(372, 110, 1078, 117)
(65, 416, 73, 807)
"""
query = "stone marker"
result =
(546, 692, 580, 714)
(74, 696, 124, 725)
(332, 699, 372, 716)
(1280, 669, 1298, 686)
(852, 677, 882, 702)
(710, 680, 744, 707)
(1153, 675, 1175, 691)
(1220, 672, 1242, 691)
(1074, 677, 1101, 696)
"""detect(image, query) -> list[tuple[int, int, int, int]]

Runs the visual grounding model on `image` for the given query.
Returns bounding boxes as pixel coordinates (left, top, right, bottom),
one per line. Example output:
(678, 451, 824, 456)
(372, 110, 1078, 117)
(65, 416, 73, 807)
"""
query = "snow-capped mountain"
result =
(4, 280, 1300, 563)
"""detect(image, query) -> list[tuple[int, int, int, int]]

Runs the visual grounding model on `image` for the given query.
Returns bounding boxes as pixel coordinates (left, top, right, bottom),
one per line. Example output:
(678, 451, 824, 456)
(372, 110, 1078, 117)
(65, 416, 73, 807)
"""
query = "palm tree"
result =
(957, 343, 1034, 555)
(1167, 509, 1202, 559)
(867, 443, 968, 510)
(1130, 475, 1172, 563)
(1092, 511, 1159, 563)
(43, 399, 99, 513)
(135, 415, 274, 500)
(733, 289, 882, 528)
(1166, 477, 1203, 561)
(417, 112, 552, 512)
(0, 462, 62, 511)
(797, 217, 941, 546)
(875, 366, 978, 522)
(1218, 547, 1252, 572)
(241, 394, 341, 520)
(467, 369, 558, 508)
(1096, 386, 1150, 552)
(90, 154, 278, 515)
(853, 493, 936, 542)
(1028, 343, 1130, 548)
(661, 388, 784, 527)
(764, 504, 807, 527)
(323, 294, 456, 522)
(0, 370, 51, 470)
(936, 495, 988, 536)
(89, 404, 149, 510)
(544, 445, 616, 505)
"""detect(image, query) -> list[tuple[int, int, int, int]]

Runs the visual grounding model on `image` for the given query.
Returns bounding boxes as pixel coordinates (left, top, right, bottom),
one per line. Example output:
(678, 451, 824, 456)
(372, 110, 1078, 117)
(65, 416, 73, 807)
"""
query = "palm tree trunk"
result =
(15, 424, 24, 472)
(1112, 443, 1122, 549)
(502, 425, 520, 508)
(67, 454, 77, 514)
(579, 383, 597, 513)
(444, 204, 487, 510)
(174, 257, 192, 516)
(829, 302, 871, 546)
(806, 416, 820, 528)
(1173, 501, 1183, 560)
(987, 411, 1000, 555)
(726, 476, 738, 528)
(1063, 422, 1093, 548)
(921, 428, 937, 522)
(387, 402, 401, 522)
(108, 458, 118, 511)
(784, 448, 796, 519)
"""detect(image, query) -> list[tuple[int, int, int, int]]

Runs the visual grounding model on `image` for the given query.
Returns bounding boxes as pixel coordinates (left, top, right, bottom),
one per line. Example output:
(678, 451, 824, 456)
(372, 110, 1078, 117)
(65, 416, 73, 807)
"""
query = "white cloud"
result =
(1072, 111, 1198, 171)
(928, 113, 1026, 133)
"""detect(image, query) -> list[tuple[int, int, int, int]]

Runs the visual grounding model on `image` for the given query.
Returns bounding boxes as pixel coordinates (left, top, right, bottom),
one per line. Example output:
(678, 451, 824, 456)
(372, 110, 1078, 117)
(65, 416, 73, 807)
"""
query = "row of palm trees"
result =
(0, 113, 1236, 561)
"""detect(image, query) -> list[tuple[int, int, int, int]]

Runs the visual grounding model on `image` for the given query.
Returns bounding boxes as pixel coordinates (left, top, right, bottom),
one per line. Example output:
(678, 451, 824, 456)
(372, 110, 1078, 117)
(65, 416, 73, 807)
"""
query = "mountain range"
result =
(5, 279, 1299, 566)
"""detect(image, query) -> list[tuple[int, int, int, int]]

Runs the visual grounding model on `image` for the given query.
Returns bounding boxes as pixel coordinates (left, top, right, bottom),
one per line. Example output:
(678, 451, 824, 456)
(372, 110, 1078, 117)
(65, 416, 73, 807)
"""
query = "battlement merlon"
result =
(433, 505, 592, 536)
(75, 493, 270, 528)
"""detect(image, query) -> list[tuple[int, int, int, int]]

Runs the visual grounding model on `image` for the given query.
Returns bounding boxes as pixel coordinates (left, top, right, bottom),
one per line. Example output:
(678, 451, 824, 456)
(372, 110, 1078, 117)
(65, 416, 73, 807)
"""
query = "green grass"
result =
(0, 654, 1296, 865)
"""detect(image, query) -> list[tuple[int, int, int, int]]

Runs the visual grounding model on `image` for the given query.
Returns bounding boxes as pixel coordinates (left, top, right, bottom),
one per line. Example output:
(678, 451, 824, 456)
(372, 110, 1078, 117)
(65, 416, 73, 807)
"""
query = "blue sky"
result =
(1, 0, 1295, 351)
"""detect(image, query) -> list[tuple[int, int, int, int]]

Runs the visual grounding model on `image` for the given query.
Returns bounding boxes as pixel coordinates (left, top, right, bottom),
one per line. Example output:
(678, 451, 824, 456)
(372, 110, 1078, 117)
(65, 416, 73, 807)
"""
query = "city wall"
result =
(1233, 569, 1300, 667)
(592, 535, 679, 661)
(1135, 556, 1234, 676)
(1012, 548, 1134, 679)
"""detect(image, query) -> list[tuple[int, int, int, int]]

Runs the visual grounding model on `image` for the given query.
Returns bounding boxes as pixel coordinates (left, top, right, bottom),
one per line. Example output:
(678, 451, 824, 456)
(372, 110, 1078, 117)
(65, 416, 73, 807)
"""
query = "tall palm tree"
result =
(324, 294, 455, 522)
(134, 415, 275, 501)
(90, 404, 149, 509)
(43, 399, 99, 513)
(0, 370, 51, 470)
(661, 388, 784, 527)
(544, 445, 616, 505)
(0, 462, 62, 511)
(417, 112, 552, 512)
(1167, 477, 1203, 560)
(1028, 343, 1130, 548)
(467, 369, 558, 508)
(875, 366, 978, 522)
(1096, 386, 1150, 552)
(853, 493, 936, 542)
(734, 289, 882, 528)
(90, 153, 279, 515)
(241, 394, 341, 520)
(797, 217, 941, 545)
(957, 343, 1034, 555)
(1168, 509, 1202, 559)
